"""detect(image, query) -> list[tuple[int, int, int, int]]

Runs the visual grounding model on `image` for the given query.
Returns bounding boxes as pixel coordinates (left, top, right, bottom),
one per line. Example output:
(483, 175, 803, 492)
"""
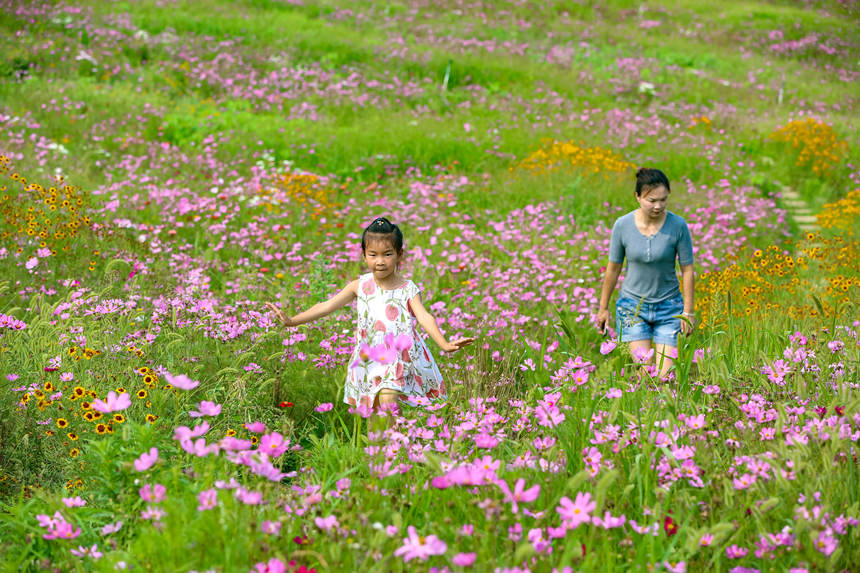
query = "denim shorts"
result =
(615, 293, 685, 346)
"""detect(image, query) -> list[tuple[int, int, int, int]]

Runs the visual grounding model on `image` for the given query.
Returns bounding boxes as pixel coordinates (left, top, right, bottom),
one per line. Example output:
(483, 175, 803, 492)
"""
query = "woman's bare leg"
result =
(629, 339, 653, 379)
(654, 343, 676, 380)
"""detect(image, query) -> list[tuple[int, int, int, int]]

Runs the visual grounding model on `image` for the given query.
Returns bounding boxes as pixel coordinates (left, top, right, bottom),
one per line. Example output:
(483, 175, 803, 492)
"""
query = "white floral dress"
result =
(344, 273, 445, 406)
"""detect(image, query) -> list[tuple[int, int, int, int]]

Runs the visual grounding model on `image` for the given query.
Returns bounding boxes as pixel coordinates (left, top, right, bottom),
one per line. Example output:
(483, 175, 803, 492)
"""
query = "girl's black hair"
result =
(361, 217, 403, 253)
(635, 168, 671, 196)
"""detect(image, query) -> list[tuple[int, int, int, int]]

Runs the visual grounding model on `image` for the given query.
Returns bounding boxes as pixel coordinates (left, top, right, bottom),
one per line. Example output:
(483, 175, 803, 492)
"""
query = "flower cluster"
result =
(769, 118, 849, 176)
(514, 140, 635, 176)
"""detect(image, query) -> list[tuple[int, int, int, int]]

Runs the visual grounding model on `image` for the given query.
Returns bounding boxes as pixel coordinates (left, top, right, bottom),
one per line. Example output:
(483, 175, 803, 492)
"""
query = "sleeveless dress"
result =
(344, 273, 445, 406)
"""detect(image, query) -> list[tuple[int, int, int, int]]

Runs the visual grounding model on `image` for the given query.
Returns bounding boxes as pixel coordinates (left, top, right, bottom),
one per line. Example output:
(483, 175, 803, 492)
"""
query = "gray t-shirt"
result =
(609, 210, 694, 303)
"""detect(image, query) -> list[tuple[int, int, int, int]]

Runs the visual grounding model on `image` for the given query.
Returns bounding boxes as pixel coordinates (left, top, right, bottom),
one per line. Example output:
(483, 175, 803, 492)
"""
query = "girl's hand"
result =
(265, 302, 294, 327)
(596, 309, 611, 334)
(443, 337, 475, 353)
(680, 313, 696, 336)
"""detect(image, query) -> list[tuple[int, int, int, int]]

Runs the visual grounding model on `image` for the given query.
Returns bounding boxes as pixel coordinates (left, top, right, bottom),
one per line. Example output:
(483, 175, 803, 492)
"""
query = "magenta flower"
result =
(592, 510, 626, 529)
(699, 533, 714, 547)
(91, 391, 131, 414)
(164, 371, 200, 390)
(197, 489, 218, 511)
(62, 496, 86, 508)
(813, 530, 837, 556)
(725, 544, 748, 559)
(174, 421, 210, 441)
(600, 339, 617, 355)
(261, 520, 281, 536)
(605, 387, 623, 399)
(393, 525, 448, 562)
(496, 478, 540, 513)
(315, 402, 334, 413)
(189, 400, 222, 418)
(557, 492, 595, 529)
(141, 506, 166, 521)
(134, 447, 159, 472)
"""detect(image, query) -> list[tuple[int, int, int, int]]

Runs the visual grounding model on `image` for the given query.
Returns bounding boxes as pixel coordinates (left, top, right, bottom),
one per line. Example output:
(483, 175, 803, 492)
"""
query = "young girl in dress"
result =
(265, 217, 474, 409)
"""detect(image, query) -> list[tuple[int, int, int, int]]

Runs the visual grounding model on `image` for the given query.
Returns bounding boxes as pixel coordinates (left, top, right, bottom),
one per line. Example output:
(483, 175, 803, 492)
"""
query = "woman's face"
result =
(635, 185, 669, 219)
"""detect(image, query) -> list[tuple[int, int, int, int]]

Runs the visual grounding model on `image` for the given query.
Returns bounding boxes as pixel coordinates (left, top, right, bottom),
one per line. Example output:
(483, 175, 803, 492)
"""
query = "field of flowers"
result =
(0, 0, 858, 571)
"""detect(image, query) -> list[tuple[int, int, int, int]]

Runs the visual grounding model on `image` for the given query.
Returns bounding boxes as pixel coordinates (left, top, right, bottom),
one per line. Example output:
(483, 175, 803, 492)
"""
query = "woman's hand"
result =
(680, 313, 696, 336)
(442, 337, 476, 353)
(265, 302, 294, 327)
(596, 309, 611, 334)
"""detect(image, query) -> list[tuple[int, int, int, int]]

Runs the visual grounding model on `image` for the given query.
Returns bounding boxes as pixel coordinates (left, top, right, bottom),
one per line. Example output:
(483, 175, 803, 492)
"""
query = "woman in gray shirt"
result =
(596, 168, 696, 380)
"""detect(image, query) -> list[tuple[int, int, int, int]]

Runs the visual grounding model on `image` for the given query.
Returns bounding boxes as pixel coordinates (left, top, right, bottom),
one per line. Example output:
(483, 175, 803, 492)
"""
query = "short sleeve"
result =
(608, 219, 625, 264)
(405, 280, 421, 301)
(677, 220, 694, 266)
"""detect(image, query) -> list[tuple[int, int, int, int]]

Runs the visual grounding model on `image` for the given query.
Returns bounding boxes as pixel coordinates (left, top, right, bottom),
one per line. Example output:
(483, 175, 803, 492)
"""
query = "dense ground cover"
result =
(0, 0, 858, 571)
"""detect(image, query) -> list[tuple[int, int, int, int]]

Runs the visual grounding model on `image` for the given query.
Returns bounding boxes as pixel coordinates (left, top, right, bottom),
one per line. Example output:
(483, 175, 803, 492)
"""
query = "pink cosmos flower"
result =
(189, 400, 222, 418)
(261, 520, 281, 536)
(686, 414, 706, 429)
(197, 489, 218, 511)
(164, 372, 199, 390)
(315, 402, 334, 413)
(496, 478, 540, 513)
(62, 496, 86, 508)
(259, 432, 289, 457)
(812, 530, 837, 556)
(592, 510, 626, 529)
(557, 492, 595, 529)
(101, 521, 122, 535)
(393, 525, 448, 562)
(234, 487, 263, 505)
(174, 421, 210, 441)
(605, 388, 623, 399)
(91, 391, 131, 414)
(252, 558, 287, 573)
(315, 515, 339, 531)
(244, 421, 266, 433)
(43, 520, 81, 540)
(725, 544, 748, 558)
(452, 552, 477, 566)
(70, 544, 103, 559)
(139, 483, 166, 503)
(600, 339, 617, 355)
(141, 506, 166, 521)
(699, 533, 714, 547)
(134, 447, 159, 472)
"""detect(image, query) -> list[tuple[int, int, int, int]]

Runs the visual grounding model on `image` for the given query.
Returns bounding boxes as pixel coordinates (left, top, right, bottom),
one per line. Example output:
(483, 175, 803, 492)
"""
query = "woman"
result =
(596, 168, 695, 379)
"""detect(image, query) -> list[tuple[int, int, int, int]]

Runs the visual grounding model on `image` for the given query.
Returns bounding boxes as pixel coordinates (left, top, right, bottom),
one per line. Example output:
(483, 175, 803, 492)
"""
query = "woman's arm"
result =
(265, 280, 358, 327)
(679, 264, 695, 335)
(409, 293, 474, 353)
(596, 261, 624, 333)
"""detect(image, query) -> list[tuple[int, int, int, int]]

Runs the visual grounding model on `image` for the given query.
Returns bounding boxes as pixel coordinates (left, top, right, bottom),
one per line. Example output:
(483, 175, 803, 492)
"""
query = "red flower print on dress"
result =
(362, 279, 376, 295)
(385, 305, 399, 321)
(374, 320, 387, 332)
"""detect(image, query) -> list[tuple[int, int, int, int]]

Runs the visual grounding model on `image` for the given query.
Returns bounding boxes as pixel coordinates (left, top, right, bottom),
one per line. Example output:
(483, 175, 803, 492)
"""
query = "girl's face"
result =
(635, 185, 669, 219)
(363, 238, 402, 281)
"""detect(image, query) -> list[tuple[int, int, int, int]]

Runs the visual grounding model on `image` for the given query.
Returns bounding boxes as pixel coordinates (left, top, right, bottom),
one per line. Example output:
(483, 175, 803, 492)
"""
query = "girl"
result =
(596, 168, 696, 379)
(265, 217, 474, 409)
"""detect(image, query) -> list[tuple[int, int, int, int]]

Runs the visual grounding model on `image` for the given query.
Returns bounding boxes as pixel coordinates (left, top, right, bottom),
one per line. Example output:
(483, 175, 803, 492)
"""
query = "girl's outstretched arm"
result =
(409, 293, 475, 353)
(266, 280, 358, 327)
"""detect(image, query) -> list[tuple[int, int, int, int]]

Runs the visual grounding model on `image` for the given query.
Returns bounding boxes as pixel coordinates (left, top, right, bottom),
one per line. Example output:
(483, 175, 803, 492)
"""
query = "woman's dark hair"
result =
(635, 168, 671, 196)
(361, 217, 403, 253)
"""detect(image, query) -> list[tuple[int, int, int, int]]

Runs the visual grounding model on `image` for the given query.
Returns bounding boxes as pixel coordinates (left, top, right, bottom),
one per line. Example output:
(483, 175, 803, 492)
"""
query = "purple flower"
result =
(315, 402, 334, 413)
(393, 525, 448, 562)
(91, 391, 131, 414)
(134, 447, 159, 472)
(164, 371, 200, 390)
(189, 400, 221, 418)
